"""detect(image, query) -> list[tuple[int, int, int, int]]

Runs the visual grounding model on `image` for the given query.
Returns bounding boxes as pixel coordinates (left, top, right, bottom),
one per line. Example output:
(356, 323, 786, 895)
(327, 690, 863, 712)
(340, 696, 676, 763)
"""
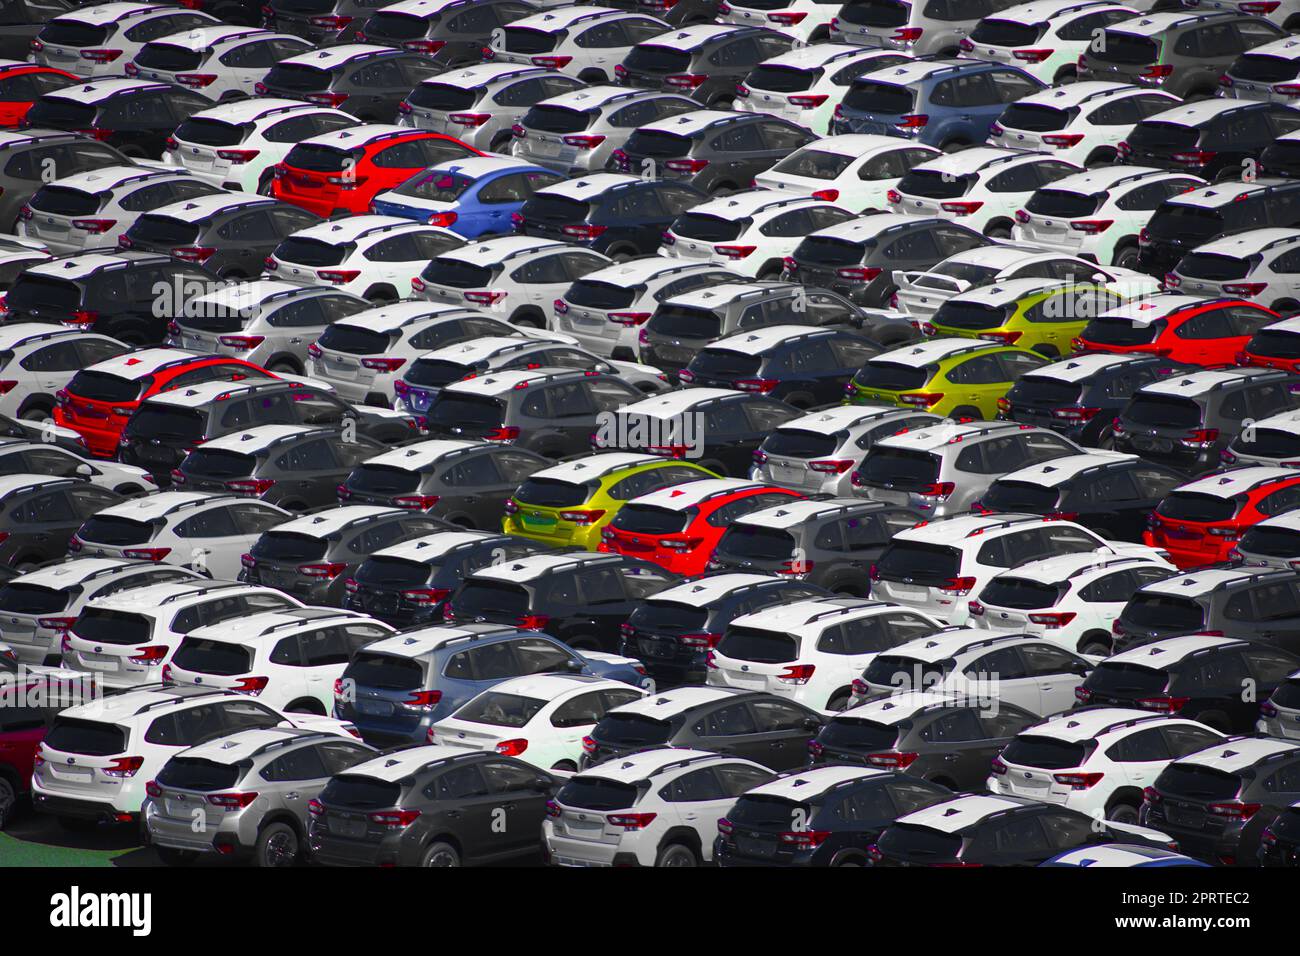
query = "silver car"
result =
(1170, 228, 1300, 315)
(1234, 509, 1300, 570)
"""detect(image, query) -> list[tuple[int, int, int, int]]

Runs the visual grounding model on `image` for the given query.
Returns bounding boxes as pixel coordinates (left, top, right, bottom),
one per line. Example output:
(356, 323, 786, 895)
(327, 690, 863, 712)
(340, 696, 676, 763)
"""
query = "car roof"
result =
(607, 685, 751, 719)
(1172, 466, 1299, 499)
(84, 347, 201, 380)
(875, 419, 1021, 453)
(626, 477, 767, 511)
(641, 22, 749, 46)
(1143, 98, 1261, 128)
(911, 146, 1049, 176)
(1040, 165, 1187, 194)
(147, 25, 267, 50)
(197, 424, 316, 454)
(470, 551, 621, 582)
(535, 84, 661, 110)
(271, 505, 403, 537)
(1175, 736, 1300, 772)
(744, 765, 890, 801)
(660, 282, 775, 309)
(299, 122, 420, 151)
(145, 193, 274, 223)
(576, 747, 728, 783)
(785, 133, 925, 160)
(0, 323, 84, 351)
(856, 57, 974, 86)
(441, 366, 587, 397)
(885, 628, 1028, 663)
(144, 378, 291, 409)
(687, 189, 821, 220)
(420, 63, 548, 86)
(1140, 366, 1273, 398)
(357, 439, 483, 472)
(372, 530, 505, 562)
(731, 595, 889, 631)
(345, 745, 471, 782)
(757, 43, 894, 69)
(534, 172, 642, 200)
(1105, 633, 1243, 666)
(734, 497, 884, 530)
(709, 324, 828, 355)
(91, 490, 232, 521)
(898, 794, 1033, 832)
(11, 556, 142, 588)
(1026, 352, 1155, 382)
(617, 387, 740, 419)
(993, 551, 1151, 586)
(187, 608, 376, 645)
(469, 671, 621, 700)
(186, 279, 325, 311)
(280, 44, 399, 70)
(48, 78, 171, 103)
(639, 109, 745, 136)
(1250, 509, 1300, 534)
(649, 572, 786, 604)
(780, 404, 916, 432)
(57, 3, 176, 26)
(872, 337, 999, 366)
(58, 685, 236, 723)
(361, 625, 515, 659)
(287, 214, 427, 244)
(424, 156, 536, 179)
(179, 726, 334, 764)
(814, 212, 920, 242)
(579, 256, 720, 285)
(990, 0, 1126, 23)
(528, 452, 663, 484)
(997, 451, 1138, 487)
(1167, 180, 1280, 209)
(895, 512, 1048, 545)
(840, 690, 965, 724)
(88, 580, 266, 613)
(186, 97, 326, 125)
(1188, 227, 1300, 258)
(32, 163, 187, 194)
(333, 301, 465, 333)
(1023, 707, 1178, 743)
(1108, 11, 1217, 35)
(438, 234, 565, 264)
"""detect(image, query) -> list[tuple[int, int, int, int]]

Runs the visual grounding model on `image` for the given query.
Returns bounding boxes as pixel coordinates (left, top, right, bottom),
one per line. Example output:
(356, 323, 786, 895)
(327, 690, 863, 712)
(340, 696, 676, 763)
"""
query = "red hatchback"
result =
(271, 124, 481, 218)
(1144, 466, 1300, 569)
(1240, 315, 1300, 373)
(0, 648, 67, 829)
(1074, 294, 1278, 367)
(0, 62, 75, 128)
(53, 348, 277, 458)
(598, 478, 802, 575)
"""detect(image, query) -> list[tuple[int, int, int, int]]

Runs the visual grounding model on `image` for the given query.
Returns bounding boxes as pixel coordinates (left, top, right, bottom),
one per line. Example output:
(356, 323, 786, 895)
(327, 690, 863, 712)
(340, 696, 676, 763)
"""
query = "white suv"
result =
(62, 580, 302, 690)
(126, 25, 311, 102)
(30, 685, 354, 828)
(708, 597, 945, 710)
(488, 6, 671, 82)
(0, 326, 124, 424)
(962, 0, 1138, 84)
(755, 134, 939, 214)
(1169, 228, 1300, 312)
(735, 45, 910, 131)
(989, 708, 1226, 823)
(543, 748, 775, 866)
(32, 4, 220, 78)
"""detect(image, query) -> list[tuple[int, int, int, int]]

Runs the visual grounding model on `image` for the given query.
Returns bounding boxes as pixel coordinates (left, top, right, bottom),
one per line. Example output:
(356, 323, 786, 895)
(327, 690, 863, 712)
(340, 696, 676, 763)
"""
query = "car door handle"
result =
(446, 810, 461, 819)
(284, 792, 299, 800)
(944, 754, 959, 761)
(769, 741, 784, 748)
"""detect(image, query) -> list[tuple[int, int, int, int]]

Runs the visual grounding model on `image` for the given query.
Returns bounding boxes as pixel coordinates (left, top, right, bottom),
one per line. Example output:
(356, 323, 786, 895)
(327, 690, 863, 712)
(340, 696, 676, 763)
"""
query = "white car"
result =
(429, 673, 648, 771)
(543, 748, 775, 866)
(267, 216, 465, 303)
(708, 597, 945, 710)
(970, 551, 1178, 656)
(1260, 668, 1300, 739)
(989, 81, 1181, 167)
(18, 164, 221, 255)
(1221, 33, 1300, 103)
(30, 685, 353, 826)
(0, 324, 126, 421)
(961, 0, 1138, 84)
(720, 0, 850, 44)
(70, 491, 292, 580)
(164, 608, 396, 714)
(888, 147, 1082, 238)
(990, 708, 1226, 822)
(754, 134, 940, 214)
(661, 189, 855, 279)
(32, 3, 220, 79)
(488, 6, 670, 82)
(163, 98, 356, 194)
(1013, 166, 1205, 269)
(1224, 406, 1300, 468)
(126, 25, 311, 101)
(1168, 228, 1300, 312)
(0, 439, 155, 496)
(735, 44, 911, 132)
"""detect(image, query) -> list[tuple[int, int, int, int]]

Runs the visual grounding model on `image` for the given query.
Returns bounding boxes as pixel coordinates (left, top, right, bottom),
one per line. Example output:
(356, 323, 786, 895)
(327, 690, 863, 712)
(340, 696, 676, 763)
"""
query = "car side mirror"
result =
(564, 658, 585, 673)
(803, 717, 822, 730)
(75, 463, 93, 477)
(1070, 662, 1091, 676)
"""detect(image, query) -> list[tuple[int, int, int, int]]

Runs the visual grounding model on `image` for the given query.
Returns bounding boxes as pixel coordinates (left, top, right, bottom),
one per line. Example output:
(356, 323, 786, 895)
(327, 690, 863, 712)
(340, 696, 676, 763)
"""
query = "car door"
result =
(437, 450, 510, 528)
(917, 707, 997, 789)
(261, 743, 331, 821)
(478, 758, 551, 857)
(1018, 642, 1090, 714)
(971, 813, 1053, 866)
(172, 504, 250, 576)
(660, 765, 739, 842)
(272, 437, 350, 508)
(745, 697, 821, 770)
(575, 566, 638, 646)
(426, 762, 500, 861)
(960, 646, 1040, 713)
(1104, 726, 1175, 795)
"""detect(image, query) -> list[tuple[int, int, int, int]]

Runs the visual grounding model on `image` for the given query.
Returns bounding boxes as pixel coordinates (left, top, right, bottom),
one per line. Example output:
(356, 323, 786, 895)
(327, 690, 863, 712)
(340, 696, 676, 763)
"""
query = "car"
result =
(0, 235, 51, 291)
(25, 77, 211, 160)
(1112, 367, 1299, 476)
(447, 551, 678, 651)
(1119, 99, 1300, 183)
(1235, 510, 1300, 570)
(962, 0, 1138, 84)
(872, 793, 1175, 866)
(846, 337, 1049, 420)
(144, 727, 378, 867)
(0, 475, 126, 572)
(429, 673, 649, 771)
(580, 686, 824, 770)
(737, 46, 910, 135)
(487, 6, 671, 83)
(1259, 802, 1300, 866)
(370, 156, 565, 238)
(163, 98, 356, 194)
(1076, 295, 1281, 368)
(976, 451, 1185, 542)
(809, 690, 1041, 789)
(599, 477, 803, 574)
(359, 0, 543, 68)
(1263, 127, 1300, 178)
(342, 529, 551, 627)
(164, 607, 396, 714)
(125, 25, 311, 102)
(857, 419, 1086, 518)
(0, 694, 56, 829)
(0, 60, 75, 128)
(832, 0, 1019, 56)
(1141, 735, 1300, 866)
(32, 3, 220, 80)
(31, 685, 355, 830)
(661, 190, 855, 279)
(272, 123, 482, 218)
(260, 0, 371, 44)
(503, 452, 717, 549)
(255, 44, 444, 121)
(0, 439, 154, 498)
(0, 129, 140, 230)
(830, 57, 1046, 152)
(240, 505, 450, 606)
(1170, 228, 1300, 315)
(307, 745, 556, 867)
(0, 325, 128, 423)
(544, 748, 775, 867)
(614, 109, 818, 197)
(266, 215, 464, 302)
(1012, 166, 1203, 269)
(757, 404, 942, 497)
(17, 163, 222, 255)
(0, 409, 88, 456)
(616, 23, 795, 107)
(1079, 634, 1300, 732)
(870, 512, 1165, 625)
(1221, 33, 1300, 103)
(0, 557, 203, 666)
(120, 192, 322, 280)
(396, 63, 585, 154)
(510, 85, 699, 176)
(1043, 844, 1210, 866)
(1224, 407, 1300, 467)
(889, 147, 1081, 239)
(754, 134, 940, 214)
(516, 172, 706, 258)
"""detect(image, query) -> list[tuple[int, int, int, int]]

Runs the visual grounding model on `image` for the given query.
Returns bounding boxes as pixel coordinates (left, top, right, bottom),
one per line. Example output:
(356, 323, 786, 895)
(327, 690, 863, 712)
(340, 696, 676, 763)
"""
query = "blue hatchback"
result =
(369, 156, 565, 239)
(831, 57, 1044, 152)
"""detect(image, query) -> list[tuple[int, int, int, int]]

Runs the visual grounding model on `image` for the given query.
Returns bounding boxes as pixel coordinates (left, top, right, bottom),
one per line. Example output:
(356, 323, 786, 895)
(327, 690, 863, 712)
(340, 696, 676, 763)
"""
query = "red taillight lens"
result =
(607, 812, 657, 830)
(369, 809, 421, 828)
(865, 751, 918, 769)
(298, 562, 347, 579)
(403, 690, 442, 708)
(104, 756, 144, 777)
(207, 791, 260, 809)
(494, 738, 528, 756)
(777, 664, 816, 685)
(518, 614, 550, 631)
(1053, 772, 1104, 790)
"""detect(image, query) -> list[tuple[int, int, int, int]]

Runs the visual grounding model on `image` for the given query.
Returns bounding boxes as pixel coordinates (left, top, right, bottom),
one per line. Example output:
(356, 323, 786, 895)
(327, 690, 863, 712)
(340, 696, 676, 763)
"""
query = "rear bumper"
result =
(30, 785, 134, 822)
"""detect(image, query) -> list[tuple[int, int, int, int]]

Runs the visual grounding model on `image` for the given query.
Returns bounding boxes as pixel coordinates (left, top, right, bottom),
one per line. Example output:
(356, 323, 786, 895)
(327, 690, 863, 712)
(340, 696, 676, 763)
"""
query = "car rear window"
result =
(354, 555, 429, 588)
(745, 64, 816, 94)
(251, 530, 328, 563)
(522, 104, 591, 135)
(610, 503, 691, 535)
(39, 21, 110, 46)
(76, 515, 153, 546)
(70, 608, 150, 646)
(1124, 394, 1200, 428)
(672, 213, 745, 243)
(320, 774, 402, 809)
(1001, 734, 1089, 770)
(715, 526, 797, 563)
(1145, 205, 1224, 243)
(648, 305, 721, 339)
(426, 393, 506, 430)
(689, 349, 761, 381)
(1231, 53, 1300, 84)
(347, 463, 420, 496)
(1006, 375, 1081, 407)
(842, 80, 914, 114)
(25, 98, 96, 129)
(317, 323, 393, 355)
(453, 580, 530, 619)
(67, 370, 142, 404)
(1239, 524, 1300, 558)
(171, 637, 254, 676)
(1092, 31, 1157, 64)
(174, 117, 247, 147)
(771, 149, 854, 179)
(556, 777, 639, 811)
(970, 17, 1044, 47)
(877, 823, 962, 861)
(504, 25, 558, 54)
(1243, 428, 1300, 460)
(897, 169, 972, 201)
(366, 11, 432, 39)
(344, 652, 425, 691)
(29, 185, 100, 217)
(404, 358, 471, 387)
(134, 42, 204, 72)
(182, 448, 256, 479)
(565, 279, 636, 311)
(932, 301, 1009, 331)
(796, 235, 867, 267)
(514, 477, 592, 508)
(979, 576, 1063, 610)
(818, 716, 899, 751)
(1025, 188, 1100, 218)
(1176, 252, 1252, 281)
(522, 194, 589, 223)
(728, 794, 809, 829)
(1153, 763, 1241, 801)
(838, 0, 910, 28)
(1247, 328, 1300, 359)
(762, 428, 840, 460)
(155, 756, 242, 791)
(456, 691, 546, 727)
(1158, 492, 1240, 523)
(0, 582, 66, 614)
(980, 480, 1059, 513)
(5, 275, 82, 314)
(859, 448, 939, 489)
(263, 62, 333, 92)
(1269, 676, 1300, 709)
(717, 625, 798, 663)
(626, 599, 707, 633)
(592, 712, 673, 746)
(622, 44, 691, 74)
(853, 360, 929, 391)
(422, 258, 494, 289)
(1120, 594, 1202, 632)
(124, 406, 205, 444)
(1128, 121, 1199, 153)
(275, 236, 349, 267)
(283, 143, 361, 172)
(43, 717, 125, 756)
(407, 82, 478, 112)
(874, 541, 960, 584)
(128, 214, 201, 248)
(622, 129, 693, 158)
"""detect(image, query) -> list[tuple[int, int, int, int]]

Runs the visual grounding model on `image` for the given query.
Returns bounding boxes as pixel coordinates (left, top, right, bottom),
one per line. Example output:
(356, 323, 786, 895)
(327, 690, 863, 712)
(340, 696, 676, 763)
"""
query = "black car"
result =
(0, 411, 89, 456)
(616, 24, 794, 107)
(1120, 100, 1300, 182)
(261, 0, 372, 44)
(0, 475, 124, 572)
(256, 45, 442, 121)
(343, 529, 551, 626)
(308, 748, 555, 867)
(714, 767, 954, 867)
(514, 173, 705, 259)
(613, 110, 816, 196)
(1259, 803, 1300, 867)
(24, 79, 210, 160)
(1077, 635, 1300, 733)
(0, 0, 78, 61)
(446, 551, 677, 653)
(358, 0, 537, 68)
(581, 686, 824, 771)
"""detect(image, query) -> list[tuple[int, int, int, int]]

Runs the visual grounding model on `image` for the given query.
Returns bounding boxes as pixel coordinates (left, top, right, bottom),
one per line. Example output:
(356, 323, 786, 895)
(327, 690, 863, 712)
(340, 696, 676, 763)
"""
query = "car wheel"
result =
(421, 840, 461, 867)
(984, 222, 1012, 240)
(826, 690, 852, 712)
(19, 402, 52, 423)
(551, 760, 577, 772)
(257, 171, 275, 196)
(0, 777, 15, 829)
(1112, 245, 1139, 270)
(267, 358, 302, 375)
(156, 846, 199, 866)
(1079, 637, 1111, 657)
(655, 842, 699, 867)
(832, 852, 864, 866)
(1106, 802, 1140, 825)
(950, 406, 980, 422)
(256, 822, 300, 868)
(286, 698, 325, 715)
(941, 140, 968, 154)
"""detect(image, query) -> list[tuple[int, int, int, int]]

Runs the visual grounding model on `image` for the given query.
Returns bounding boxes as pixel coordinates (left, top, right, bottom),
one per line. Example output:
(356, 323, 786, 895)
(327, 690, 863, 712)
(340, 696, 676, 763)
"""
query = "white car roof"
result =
(685, 188, 821, 221)
(0, 323, 84, 351)
(1187, 228, 1300, 258)
(1026, 352, 1154, 382)
(272, 505, 403, 537)
(10, 556, 141, 588)
(730, 596, 891, 632)
(988, 0, 1129, 24)
(1232, 34, 1300, 61)
(734, 498, 881, 531)
(373, 530, 503, 562)
(420, 63, 548, 87)
(1171, 466, 1298, 499)
(57, 686, 221, 723)
(1140, 367, 1271, 398)
(992, 550, 1152, 587)
(89, 490, 235, 522)
(358, 439, 483, 472)
(857, 57, 971, 86)
(55, 3, 175, 27)
(897, 794, 1028, 832)
(198, 424, 315, 454)
(145, 25, 267, 50)
(185, 98, 326, 125)
(744, 766, 890, 801)
(1022, 708, 1179, 744)
(180, 726, 328, 764)
(1108, 11, 1206, 36)
(709, 324, 826, 356)
(47, 78, 170, 104)
(840, 690, 965, 724)
(872, 337, 999, 366)
(469, 552, 606, 582)
(467, 672, 625, 702)
(578, 257, 720, 285)
(511, 5, 634, 30)
(650, 572, 785, 604)
(1098, 294, 1216, 325)
(1040, 165, 1190, 195)
(576, 747, 727, 783)
(643, 22, 745, 46)
(997, 451, 1138, 487)
(946, 277, 1072, 307)
(1145, 98, 1256, 128)
(1105, 634, 1242, 666)
(784, 134, 927, 160)
(34, 163, 188, 194)
(186, 279, 321, 312)
(362, 625, 506, 659)
(884, 628, 1020, 663)
(285, 215, 428, 245)
(910, 147, 1052, 177)
(1012, 80, 1157, 110)
(1176, 736, 1300, 772)
(813, 212, 918, 243)
(534, 84, 657, 111)
(638, 109, 742, 137)
(616, 388, 740, 419)
(537, 172, 641, 200)
(874, 420, 1023, 453)
(527, 452, 663, 484)
(148, 193, 272, 223)
(781, 405, 915, 432)
(624, 477, 765, 511)
(437, 234, 564, 264)
(334, 301, 465, 334)
(279, 44, 396, 70)
(606, 685, 748, 719)
(346, 745, 470, 782)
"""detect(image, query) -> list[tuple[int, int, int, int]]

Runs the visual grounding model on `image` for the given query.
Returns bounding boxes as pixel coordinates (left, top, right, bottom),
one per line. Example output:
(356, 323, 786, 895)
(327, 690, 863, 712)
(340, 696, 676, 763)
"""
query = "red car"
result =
(1144, 466, 1300, 568)
(0, 648, 63, 829)
(0, 62, 75, 128)
(53, 348, 277, 458)
(1240, 315, 1300, 373)
(598, 478, 802, 575)
(1073, 294, 1278, 367)
(271, 124, 481, 217)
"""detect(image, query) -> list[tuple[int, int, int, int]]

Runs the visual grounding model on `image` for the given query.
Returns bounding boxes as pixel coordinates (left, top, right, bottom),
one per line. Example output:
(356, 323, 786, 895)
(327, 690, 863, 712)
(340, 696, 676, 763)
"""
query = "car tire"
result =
(940, 140, 968, 154)
(655, 842, 699, 867)
(156, 846, 199, 866)
(1079, 635, 1111, 657)
(0, 776, 15, 829)
(285, 698, 325, 715)
(257, 171, 275, 196)
(984, 221, 1012, 240)
(826, 690, 852, 712)
(1105, 801, 1140, 825)
(421, 840, 461, 867)
(950, 406, 980, 422)
(18, 400, 52, 423)
(266, 358, 302, 375)
(1085, 147, 1117, 167)
(255, 822, 300, 868)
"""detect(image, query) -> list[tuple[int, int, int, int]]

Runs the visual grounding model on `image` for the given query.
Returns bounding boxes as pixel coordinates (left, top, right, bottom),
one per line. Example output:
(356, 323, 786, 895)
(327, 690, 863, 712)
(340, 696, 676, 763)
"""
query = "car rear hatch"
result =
(1086, 30, 1159, 82)
(37, 716, 131, 800)
(313, 773, 406, 856)
(64, 608, 158, 685)
(150, 756, 245, 833)
(856, 447, 940, 506)
(811, 714, 899, 764)
(759, 426, 845, 493)
(550, 776, 641, 858)
(711, 625, 801, 692)
(869, 539, 965, 613)
(603, 502, 692, 555)
(681, 347, 762, 389)
(622, 598, 713, 665)
(171, 115, 251, 179)
(1148, 762, 1243, 850)
(310, 321, 394, 387)
(177, 447, 259, 494)
(617, 43, 690, 89)
(1017, 185, 1101, 250)
(276, 142, 361, 204)
(1113, 593, 1204, 647)
(73, 514, 156, 560)
(167, 636, 256, 691)
(722, 793, 816, 863)
(837, 78, 915, 134)
(1150, 490, 1242, 551)
(347, 554, 437, 617)
(246, 530, 330, 590)
(1002, 374, 1083, 428)
(1118, 393, 1205, 465)
(337, 652, 432, 740)
(424, 391, 509, 440)
(586, 712, 674, 764)
(518, 104, 596, 167)
(510, 475, 597, 542)
(997, 734, 1092, 802)
(36, 20, 114, 75)
(973, 575, 1065, 632)
(1123, 119, 1201, 169)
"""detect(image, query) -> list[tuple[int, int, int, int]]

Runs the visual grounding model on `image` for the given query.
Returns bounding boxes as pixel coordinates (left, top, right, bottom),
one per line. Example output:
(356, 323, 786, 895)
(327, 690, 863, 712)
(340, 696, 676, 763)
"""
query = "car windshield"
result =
(5, 275, 82, 314)
(1153, 764, 1240, 802)
(264, 63, 333, 93)
(877, 823, 962, 861)
(1006, 375, 1081, 407)
(1128, 121, 1199, 153)
(522, 105, 590, 135)
(454, 692, 546, 728)
(746, 64, 816, 93)
(863, 654, 951, 690)
(897, 169, 972, 200)
(29, 185, 100, 216)
(128, 215, 201, 248)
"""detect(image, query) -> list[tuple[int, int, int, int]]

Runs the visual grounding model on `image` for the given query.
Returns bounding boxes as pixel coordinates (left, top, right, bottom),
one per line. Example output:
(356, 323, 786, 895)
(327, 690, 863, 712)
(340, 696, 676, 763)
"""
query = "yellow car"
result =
(846, 337, 1049, 420)
(503, 452, 720, 550)
(925, 278, 1123, 357)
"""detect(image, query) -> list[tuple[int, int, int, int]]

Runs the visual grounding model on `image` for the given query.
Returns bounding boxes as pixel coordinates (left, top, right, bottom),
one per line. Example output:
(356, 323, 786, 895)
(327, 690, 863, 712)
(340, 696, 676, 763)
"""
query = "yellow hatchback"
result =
(503, 452, 720, 550)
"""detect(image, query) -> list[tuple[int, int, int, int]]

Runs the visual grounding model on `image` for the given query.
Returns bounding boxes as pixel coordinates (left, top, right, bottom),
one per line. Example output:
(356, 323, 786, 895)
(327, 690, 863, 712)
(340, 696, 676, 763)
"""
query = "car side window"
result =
(1105, 727, 1172, 763)
(694, 702, 758, 737)
(261, 745, 329, 781)
(662, 768, 728, 802)
(550, 691, 607, 728)
(432, 764, 489, 799)
(919, 708, 983, 742)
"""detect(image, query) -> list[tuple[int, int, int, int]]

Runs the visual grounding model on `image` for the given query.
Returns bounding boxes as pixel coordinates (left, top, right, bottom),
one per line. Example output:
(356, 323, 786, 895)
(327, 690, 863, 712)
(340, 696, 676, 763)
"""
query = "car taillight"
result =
(464, 290, 508, 306)
(807, 458, 854, 474)
(218, 335, 265, 350)
(561, 133, 604, 149)
(391, 493, 440, 510)
(865, 751, 918, 769)
(122, 547, 171, 561)
(977, 330, 1022, 345)
(777, 664, 815, 685)
(714, 244, 757, 259)
(768, 10, 807, 24)
(664, 158, 709, 174)
(895, 114, 928, 130)
(562, 223, 608, 240)
(403, 690, 442, 709)
(308, 13, 353, 28)
(892, 26, 923, 42)
(298, 562, 347, 579)
(900, 392, 944, 408)
(1140, 64, 1174, 81)
(175, 73, 217, 88)
(226, 478, 276, 496)
(1052, 405, 1099, 422)
(940, 576, 977, 595)
(1028, 612, 1077, 629)
(216, 148, 260, 164)
(103, 756, 144, 778)
(919, 481, 955, 499)
(608, 311, 652, 327)
(81, 49, 122, 63)
(531, 54, 572, 69)
(129, 645, 168, 663)
(172, 246, 216, 263)
(484, 426, 520, 442)
(779, 829, 830, 848)
(734, 378, 779, 393)
(1208, 801, 1262, 820)
(787, 93, 828, 109)
(70, 219, 116, 234)
(1068, 219, 1113, 234)
(810, 188, 839, 202)
(991, 756, 1007, 776)
(494, 738, 529, 756)
(1222, 282, 1267, 296)
(400, 588, 451, 606)
(361, 356, 407, 372)
(607, 812, 657, 830)
(404, 39, 445, 54)
(369, 809, 421, 828)
(1135, 695, 1190, 713)
(836, 266, 882, 282)
(207, 791, 260, 809)
(307, 92, 351, 109)
(425, 211, 458, 228)
(1180, 428, 1218, 448)
(1011, 48, 1052, 63)
(940, 200, 983, 216)
(1053, 772, 1104, 790)
(447, 112, 491, 128)
(665, 73, 707, 90)
(559, 508, 606, 525)
(545, 800, 561, 818)
(232, 676, 269, 696)
(518, 614, 550, 630)
(318, 269, 362, 285)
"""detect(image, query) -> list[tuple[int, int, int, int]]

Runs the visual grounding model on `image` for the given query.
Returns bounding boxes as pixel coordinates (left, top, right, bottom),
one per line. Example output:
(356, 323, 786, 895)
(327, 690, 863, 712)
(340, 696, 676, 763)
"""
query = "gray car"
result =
(0, 129, 135, 231)
(144, 727, 378, 867)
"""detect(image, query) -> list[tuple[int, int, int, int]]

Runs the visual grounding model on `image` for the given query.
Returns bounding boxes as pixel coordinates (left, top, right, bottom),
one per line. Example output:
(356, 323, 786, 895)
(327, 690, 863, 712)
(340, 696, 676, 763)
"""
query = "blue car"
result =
(1041, 845, 1211, 867)
(369, 156, 565, 238)
(831, 58, 1044, 152)
(333, 623, 652, 745)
